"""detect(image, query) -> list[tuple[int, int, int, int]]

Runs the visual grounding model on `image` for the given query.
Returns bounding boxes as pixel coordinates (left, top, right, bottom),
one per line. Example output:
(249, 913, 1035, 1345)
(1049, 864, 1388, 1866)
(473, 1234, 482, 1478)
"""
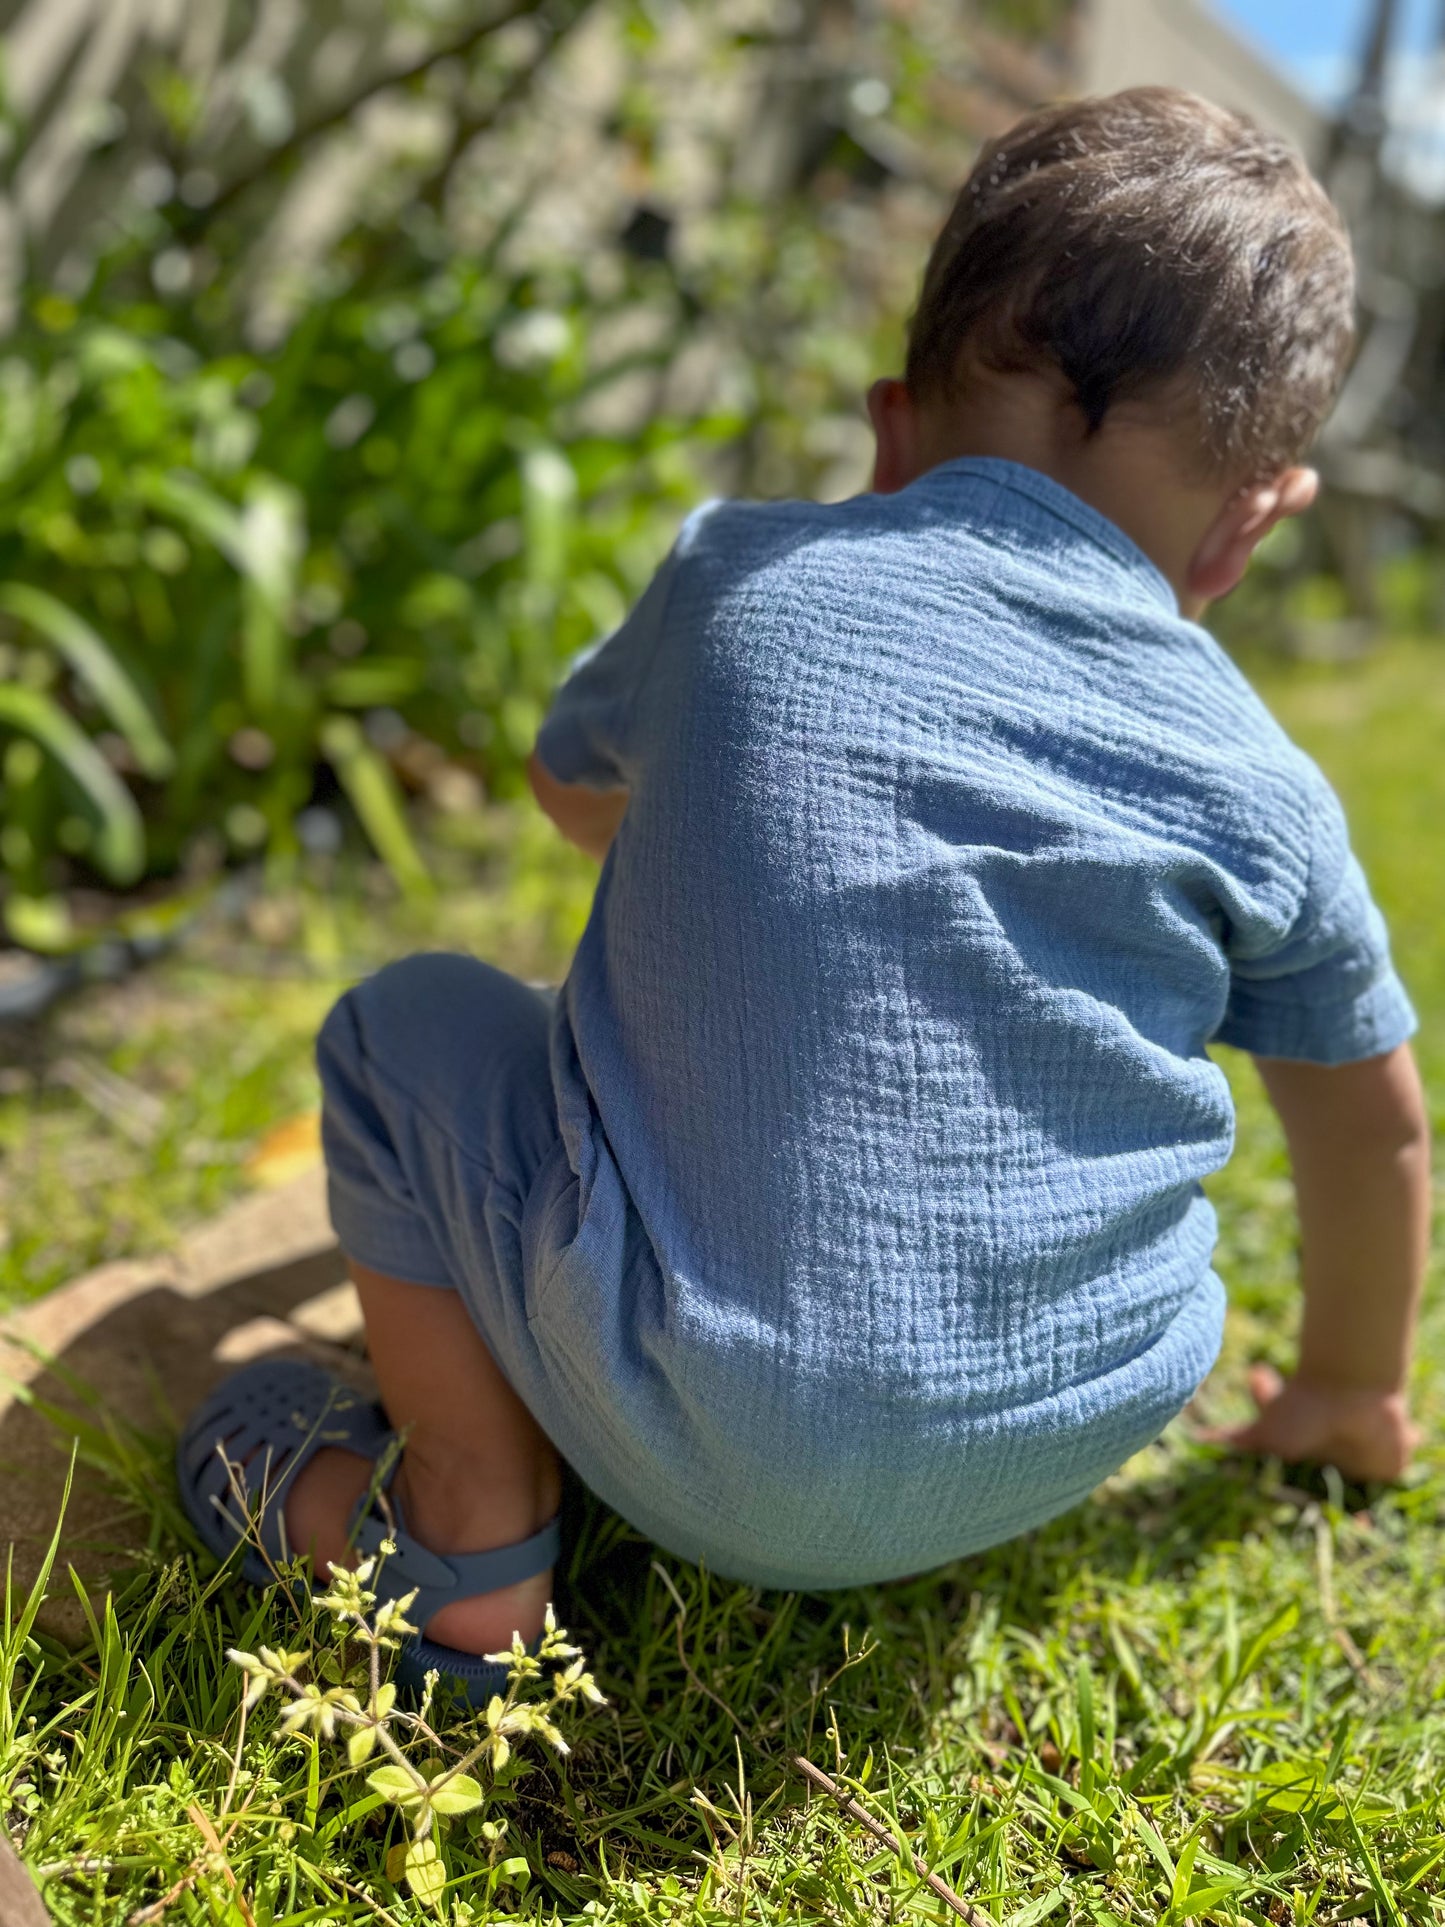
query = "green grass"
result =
(4, 637, 1445, 1925)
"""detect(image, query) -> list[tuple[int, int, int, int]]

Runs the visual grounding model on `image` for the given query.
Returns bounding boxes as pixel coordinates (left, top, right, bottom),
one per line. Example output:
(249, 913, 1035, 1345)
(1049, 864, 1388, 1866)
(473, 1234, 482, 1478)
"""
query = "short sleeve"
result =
(533, 521, 696, 790)
(1215, 771, 1416, 1065)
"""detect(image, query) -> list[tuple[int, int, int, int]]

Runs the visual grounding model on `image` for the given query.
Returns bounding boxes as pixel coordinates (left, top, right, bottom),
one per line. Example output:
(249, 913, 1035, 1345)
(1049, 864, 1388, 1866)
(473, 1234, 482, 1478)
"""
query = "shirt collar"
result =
(914, 456, 1181, 617)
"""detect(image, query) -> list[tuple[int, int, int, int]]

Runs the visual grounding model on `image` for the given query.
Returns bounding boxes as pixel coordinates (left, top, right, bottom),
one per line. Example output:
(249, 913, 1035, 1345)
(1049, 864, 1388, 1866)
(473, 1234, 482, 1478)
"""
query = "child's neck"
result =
(911, 375, 1224, 612)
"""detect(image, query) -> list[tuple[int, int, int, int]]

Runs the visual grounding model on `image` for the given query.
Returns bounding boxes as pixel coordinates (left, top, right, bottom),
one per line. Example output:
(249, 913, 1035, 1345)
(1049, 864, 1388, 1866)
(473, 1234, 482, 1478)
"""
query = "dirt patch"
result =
(0, 1172, 364, 1643)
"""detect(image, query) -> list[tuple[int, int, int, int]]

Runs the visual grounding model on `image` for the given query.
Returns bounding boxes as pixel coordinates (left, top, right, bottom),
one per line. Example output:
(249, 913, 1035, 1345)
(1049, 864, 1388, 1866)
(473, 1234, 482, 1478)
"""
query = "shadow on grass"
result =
(528, 1434, 1341, 1883)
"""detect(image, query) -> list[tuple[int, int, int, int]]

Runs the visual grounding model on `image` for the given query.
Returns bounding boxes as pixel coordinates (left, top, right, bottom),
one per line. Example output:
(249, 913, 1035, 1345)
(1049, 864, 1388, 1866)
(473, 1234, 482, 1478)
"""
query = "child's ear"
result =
(867, 378, 921, 494)
(1185, 465, 1318, 608)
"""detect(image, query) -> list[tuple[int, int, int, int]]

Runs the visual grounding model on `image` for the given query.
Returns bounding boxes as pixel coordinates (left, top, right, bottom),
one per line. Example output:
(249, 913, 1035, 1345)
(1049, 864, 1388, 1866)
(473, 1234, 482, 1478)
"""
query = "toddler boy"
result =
(181, 87, 1429, 1698)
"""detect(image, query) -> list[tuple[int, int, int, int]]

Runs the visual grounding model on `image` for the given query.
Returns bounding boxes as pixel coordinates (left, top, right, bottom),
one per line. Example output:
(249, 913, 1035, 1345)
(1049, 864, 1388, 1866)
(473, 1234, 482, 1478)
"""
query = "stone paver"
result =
(0, 1832, 48, 1926)
(0, 1171, 363, 1643)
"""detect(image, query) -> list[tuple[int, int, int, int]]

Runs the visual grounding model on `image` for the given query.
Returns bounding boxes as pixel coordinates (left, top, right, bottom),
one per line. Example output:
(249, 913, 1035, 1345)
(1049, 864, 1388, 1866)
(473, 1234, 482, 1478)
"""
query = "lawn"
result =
(3, 638, 1443, 1925)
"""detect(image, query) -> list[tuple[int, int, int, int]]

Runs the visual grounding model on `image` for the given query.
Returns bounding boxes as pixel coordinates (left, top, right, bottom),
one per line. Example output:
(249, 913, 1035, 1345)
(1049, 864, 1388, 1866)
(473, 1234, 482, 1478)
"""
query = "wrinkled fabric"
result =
(325, 457, 1415, 1590)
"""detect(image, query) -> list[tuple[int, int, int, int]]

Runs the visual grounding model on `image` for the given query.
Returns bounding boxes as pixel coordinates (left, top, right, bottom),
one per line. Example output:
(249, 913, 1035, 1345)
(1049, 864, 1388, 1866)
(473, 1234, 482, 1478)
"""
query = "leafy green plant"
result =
(0, 268, 713, 936)
(229, 1554, 604, 1913)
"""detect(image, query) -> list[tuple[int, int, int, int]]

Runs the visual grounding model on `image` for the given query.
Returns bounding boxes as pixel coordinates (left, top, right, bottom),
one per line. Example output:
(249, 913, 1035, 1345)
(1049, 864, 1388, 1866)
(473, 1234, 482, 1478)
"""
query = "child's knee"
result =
(317, 952, 551, 1126)
(319, 953, 481, 1082)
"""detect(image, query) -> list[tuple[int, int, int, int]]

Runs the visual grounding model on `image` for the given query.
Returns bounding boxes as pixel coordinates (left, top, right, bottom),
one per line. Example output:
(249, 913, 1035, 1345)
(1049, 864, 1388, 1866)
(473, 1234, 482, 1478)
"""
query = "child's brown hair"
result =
(906, 87, 1355, 478)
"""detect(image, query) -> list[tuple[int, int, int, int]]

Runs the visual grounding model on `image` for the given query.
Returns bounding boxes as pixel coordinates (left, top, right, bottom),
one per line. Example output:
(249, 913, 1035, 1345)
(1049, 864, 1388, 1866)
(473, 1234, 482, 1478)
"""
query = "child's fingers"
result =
(1245, 1361, 1285, 1411)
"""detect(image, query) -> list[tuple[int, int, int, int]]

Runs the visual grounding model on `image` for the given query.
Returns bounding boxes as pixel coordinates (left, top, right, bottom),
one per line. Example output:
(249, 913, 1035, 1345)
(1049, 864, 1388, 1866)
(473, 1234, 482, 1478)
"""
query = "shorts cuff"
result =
(325, 1174, 457, 1289)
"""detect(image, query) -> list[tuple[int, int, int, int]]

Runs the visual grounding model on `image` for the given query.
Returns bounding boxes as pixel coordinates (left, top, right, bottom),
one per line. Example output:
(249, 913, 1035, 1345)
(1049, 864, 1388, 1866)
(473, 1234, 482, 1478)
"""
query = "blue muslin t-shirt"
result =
(530, 456, 1415, 1588)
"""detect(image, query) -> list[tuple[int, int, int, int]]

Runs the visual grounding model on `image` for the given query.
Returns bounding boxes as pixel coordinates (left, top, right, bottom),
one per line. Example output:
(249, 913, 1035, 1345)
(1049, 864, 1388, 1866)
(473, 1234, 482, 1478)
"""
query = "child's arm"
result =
(1209, 1042, 1430, 1480)
(527, 749, 629, 862)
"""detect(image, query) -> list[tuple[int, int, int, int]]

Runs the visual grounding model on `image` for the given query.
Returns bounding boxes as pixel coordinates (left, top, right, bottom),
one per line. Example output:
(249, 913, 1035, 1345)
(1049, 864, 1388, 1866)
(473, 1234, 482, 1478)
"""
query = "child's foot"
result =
(284, 1440, 558, 1655)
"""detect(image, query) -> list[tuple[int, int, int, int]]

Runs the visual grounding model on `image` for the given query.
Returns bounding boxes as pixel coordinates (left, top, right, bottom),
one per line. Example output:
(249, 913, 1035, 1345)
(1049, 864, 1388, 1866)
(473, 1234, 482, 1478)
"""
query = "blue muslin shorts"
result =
(318, 951, 563, 1374)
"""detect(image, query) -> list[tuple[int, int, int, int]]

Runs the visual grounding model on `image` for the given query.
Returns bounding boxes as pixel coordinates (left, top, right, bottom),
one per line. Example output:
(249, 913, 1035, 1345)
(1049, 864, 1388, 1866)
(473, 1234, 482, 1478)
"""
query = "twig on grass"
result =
(789, 1754, 991, 1927)
(322, 1871, 410, 1927)
(125, 1796, 261, 1927)
(125, 1857, 202, 1925)
(127, 1651, 264, 1925)
(185, 1805, 256, 1927)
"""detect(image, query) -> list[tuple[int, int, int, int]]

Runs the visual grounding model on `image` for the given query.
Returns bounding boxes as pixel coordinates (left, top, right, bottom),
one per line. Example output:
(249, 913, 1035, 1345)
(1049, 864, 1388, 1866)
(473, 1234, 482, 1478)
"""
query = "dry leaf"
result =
(245, 1111, 322, 1186)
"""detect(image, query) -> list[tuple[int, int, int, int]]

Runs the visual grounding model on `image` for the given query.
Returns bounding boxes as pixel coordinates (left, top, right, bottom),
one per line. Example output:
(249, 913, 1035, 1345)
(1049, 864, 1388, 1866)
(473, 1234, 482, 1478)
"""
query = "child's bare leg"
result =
(285, 1262, 561, 1654)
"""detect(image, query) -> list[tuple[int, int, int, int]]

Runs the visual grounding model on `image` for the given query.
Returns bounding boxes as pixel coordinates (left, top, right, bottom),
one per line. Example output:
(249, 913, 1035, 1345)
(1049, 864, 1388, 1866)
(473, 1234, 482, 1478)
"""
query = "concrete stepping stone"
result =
(0, 1171, 363, 1644)
(0, 1832, 48, 1926)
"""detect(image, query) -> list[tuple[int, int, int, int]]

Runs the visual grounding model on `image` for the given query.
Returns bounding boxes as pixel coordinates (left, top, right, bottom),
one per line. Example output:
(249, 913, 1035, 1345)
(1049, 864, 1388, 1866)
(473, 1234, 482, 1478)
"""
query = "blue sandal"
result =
(176, 1357, 561, 1705)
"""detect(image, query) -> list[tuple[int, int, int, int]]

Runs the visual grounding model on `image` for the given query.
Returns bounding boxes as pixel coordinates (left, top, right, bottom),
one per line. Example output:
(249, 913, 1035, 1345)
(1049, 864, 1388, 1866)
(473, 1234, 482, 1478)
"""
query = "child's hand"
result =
(1201, 1362, 1419, 1484)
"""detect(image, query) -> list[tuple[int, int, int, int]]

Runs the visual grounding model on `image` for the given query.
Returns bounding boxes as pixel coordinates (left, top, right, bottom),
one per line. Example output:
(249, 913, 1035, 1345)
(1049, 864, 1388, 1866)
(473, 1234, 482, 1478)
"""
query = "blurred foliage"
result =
(1213, 510, 1445, 662)
(2, 0, 1039, 938)
(972, 0, 1073, 39)
(0, 262, 717, 927)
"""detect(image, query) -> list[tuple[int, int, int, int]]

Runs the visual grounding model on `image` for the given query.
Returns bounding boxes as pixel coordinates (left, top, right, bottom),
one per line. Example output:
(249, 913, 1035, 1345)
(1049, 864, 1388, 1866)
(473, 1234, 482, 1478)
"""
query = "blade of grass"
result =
(136, 469, 303, 715)
(1340, 1796, 1406, 1927)
(320, 714, 431, 895)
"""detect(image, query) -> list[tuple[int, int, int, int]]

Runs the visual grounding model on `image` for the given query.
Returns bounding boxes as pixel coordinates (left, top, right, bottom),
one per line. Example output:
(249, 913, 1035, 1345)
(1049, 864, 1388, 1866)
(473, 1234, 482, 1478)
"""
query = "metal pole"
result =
(1351, 0, 1397, 144)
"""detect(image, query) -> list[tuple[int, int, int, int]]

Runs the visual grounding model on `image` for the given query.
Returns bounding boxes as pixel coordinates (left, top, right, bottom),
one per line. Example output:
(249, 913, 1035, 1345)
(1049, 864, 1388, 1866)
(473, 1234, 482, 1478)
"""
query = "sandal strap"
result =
(176, 1358, 393, 1582)
(177, 1358, 561, 1644)
(352, 1504, 561, 1633)
(395, 1634, 521, 1707)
